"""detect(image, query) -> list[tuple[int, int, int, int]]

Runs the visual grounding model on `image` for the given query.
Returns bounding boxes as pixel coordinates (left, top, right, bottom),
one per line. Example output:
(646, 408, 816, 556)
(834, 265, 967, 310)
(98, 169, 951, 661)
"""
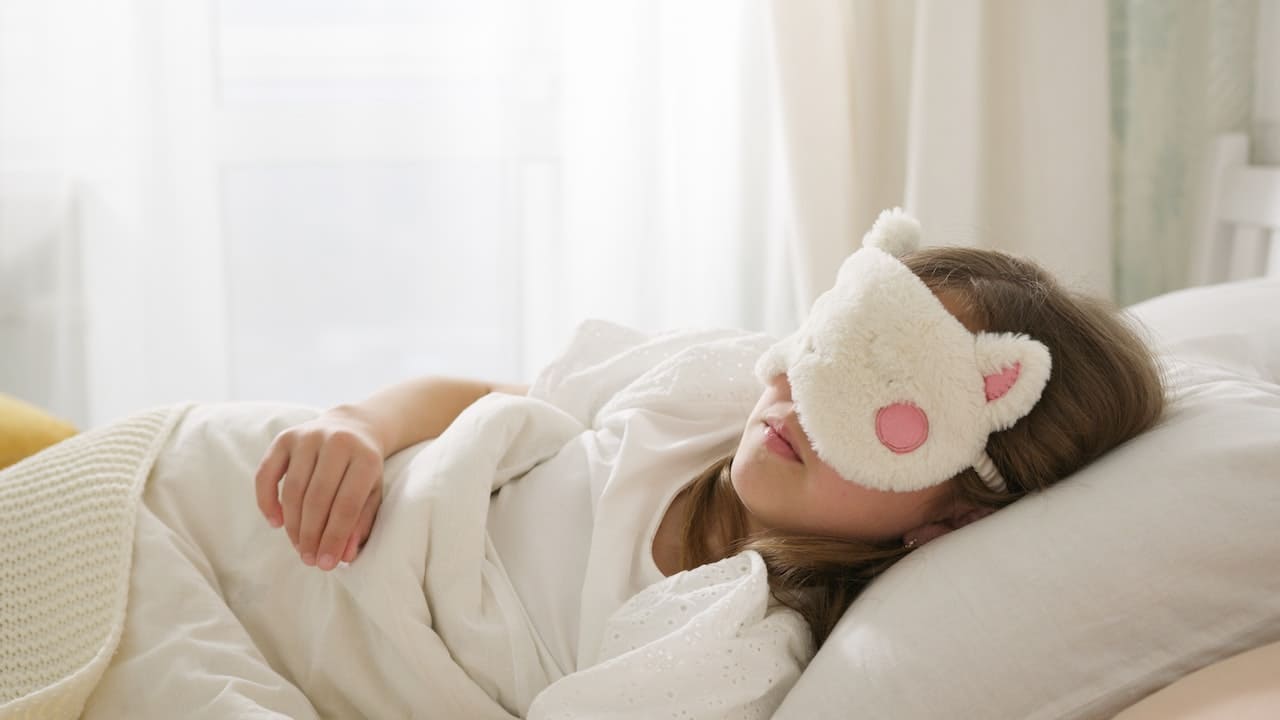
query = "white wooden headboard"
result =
(1192, 133, 1280, 283)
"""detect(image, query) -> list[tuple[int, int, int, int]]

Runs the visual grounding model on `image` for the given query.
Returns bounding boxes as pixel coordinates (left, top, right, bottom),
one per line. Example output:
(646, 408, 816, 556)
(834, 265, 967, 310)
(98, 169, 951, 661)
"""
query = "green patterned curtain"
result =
(1110, 0, 1258, 304)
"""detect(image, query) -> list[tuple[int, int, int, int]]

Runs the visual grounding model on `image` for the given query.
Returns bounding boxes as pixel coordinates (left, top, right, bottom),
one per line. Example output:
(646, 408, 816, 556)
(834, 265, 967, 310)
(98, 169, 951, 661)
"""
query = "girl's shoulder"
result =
(531, 318, 774, 429)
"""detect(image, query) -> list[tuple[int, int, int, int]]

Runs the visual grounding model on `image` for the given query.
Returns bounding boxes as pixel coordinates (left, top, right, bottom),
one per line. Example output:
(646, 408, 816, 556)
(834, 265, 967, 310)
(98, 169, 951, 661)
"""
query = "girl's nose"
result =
(776, 372, 794, 400)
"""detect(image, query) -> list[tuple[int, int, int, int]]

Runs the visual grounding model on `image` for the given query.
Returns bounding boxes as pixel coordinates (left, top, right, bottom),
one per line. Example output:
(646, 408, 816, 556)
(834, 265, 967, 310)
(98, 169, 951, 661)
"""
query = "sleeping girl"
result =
(1, 209, 1165, 719)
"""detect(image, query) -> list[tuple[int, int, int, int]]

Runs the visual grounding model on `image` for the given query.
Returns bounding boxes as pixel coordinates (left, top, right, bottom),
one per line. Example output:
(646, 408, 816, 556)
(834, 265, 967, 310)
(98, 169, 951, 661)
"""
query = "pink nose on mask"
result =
(875, 402, 929, 454)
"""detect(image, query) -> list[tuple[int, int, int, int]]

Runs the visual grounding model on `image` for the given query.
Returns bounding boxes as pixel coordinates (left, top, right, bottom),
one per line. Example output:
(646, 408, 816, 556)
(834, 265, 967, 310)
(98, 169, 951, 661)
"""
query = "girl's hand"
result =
(254, 410, 385, 571)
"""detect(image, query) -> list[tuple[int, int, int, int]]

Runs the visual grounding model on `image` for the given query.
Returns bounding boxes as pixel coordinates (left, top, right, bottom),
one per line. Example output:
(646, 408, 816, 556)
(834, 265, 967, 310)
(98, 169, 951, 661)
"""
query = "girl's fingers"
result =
(355, 481, 382, 544)
(297, 441, 351, 565)
(279, 438, 319, 548)
(254, 439, 289, 527)
(315, 453, 379, 570)
(340, 478, 382, 566)
(342, 532, 359, 564)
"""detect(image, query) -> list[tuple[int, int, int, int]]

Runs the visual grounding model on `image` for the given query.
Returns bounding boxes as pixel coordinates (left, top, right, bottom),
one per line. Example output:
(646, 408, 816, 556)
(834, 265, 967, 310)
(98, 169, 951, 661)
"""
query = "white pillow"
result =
(772, 279, 1280, 720)
(1126, 277, 1280, 384)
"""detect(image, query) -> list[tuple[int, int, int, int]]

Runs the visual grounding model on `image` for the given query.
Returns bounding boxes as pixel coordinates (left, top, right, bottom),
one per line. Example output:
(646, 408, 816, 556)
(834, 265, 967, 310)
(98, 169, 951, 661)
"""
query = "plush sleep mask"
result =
(755, 208, 1051, 493)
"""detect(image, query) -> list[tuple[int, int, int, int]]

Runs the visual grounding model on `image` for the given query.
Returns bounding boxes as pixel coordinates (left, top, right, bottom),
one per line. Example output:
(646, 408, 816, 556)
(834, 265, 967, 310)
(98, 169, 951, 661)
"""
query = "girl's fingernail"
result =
(318, 553, 336, 570)
(301, 552, 316, 566)
(268, 513, 282, 528)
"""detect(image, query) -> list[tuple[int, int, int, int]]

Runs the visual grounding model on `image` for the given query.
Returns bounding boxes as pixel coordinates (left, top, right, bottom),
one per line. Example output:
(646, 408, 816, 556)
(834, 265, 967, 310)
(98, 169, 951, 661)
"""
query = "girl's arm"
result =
(255, 376, 527, 572)
(332, 376, 528, 457)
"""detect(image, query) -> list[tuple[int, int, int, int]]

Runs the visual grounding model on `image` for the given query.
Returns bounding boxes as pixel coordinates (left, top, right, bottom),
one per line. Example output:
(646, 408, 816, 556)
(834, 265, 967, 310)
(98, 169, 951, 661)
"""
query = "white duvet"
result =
(3, 392, 807, 718)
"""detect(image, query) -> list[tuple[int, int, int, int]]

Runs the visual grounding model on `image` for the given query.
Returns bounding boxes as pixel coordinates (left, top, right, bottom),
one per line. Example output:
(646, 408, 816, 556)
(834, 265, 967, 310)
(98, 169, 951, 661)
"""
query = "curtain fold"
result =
(918, 0, 1113, 294)
(768, 0, 1273, 309)
(1110, 0, 1261, 303)
(1257, 0, 1280, 162)
(547, 0, 790, 361)
(768, 0, 1113, 309)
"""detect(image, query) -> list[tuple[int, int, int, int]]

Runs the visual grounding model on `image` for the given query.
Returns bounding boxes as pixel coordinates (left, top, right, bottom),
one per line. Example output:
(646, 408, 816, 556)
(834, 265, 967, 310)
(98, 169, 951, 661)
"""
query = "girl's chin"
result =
(731, 456, 788, 496)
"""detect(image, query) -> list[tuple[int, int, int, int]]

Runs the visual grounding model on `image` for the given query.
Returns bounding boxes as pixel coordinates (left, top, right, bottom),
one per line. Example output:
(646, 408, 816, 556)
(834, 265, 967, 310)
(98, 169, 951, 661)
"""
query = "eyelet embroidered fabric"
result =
(598, 341, 771, 424)
(527, 551, 812, 720)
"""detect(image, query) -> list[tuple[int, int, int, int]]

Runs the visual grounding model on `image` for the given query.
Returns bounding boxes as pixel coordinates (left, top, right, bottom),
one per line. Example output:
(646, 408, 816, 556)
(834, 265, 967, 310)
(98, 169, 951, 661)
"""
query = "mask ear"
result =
(973, 332, 1052, 432)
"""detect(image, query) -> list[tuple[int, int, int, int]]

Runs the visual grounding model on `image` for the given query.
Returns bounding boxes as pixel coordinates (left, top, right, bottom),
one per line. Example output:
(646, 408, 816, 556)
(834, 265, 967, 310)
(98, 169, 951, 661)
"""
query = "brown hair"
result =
(677, 246, 1167, 648)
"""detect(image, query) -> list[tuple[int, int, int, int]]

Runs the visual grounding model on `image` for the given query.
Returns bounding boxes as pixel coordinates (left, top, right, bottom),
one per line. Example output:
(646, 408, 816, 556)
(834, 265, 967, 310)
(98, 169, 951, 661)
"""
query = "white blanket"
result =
(5, 394, 808, 719)
(82, 396, 583, 719)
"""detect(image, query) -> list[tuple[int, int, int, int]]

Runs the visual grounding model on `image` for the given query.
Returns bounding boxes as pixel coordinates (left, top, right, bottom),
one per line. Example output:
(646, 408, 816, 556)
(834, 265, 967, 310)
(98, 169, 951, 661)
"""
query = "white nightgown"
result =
(487, 319, 813, 717)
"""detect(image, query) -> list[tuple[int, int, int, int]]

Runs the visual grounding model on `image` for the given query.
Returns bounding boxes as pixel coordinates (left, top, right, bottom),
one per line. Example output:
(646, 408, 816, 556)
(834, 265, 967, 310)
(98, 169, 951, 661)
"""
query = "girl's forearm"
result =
(328, 376, 527, 457)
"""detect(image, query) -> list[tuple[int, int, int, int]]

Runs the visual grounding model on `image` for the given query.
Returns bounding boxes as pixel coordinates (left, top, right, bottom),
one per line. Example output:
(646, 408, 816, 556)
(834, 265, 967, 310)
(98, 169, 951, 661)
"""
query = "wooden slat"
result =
(1190, 134, 1249, 286)
(1218, 166, 1280, 228)
(1192, 134, 1280, 284)
(1226, 225, 1271, 282)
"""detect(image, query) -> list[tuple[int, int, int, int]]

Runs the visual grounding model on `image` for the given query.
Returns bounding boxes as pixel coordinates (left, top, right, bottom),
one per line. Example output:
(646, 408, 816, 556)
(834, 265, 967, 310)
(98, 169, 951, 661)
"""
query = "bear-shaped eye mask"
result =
(754, 209, 1052, 493)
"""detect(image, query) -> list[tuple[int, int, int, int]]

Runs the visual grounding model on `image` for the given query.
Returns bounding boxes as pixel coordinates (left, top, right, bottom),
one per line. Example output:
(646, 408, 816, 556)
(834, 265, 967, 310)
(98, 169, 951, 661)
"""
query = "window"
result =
(216, 0, 560, 405)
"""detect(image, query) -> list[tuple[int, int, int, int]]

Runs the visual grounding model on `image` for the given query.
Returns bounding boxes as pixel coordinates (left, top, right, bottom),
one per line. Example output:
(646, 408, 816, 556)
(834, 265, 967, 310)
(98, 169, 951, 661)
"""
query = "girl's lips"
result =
(763, 422, 801, 462)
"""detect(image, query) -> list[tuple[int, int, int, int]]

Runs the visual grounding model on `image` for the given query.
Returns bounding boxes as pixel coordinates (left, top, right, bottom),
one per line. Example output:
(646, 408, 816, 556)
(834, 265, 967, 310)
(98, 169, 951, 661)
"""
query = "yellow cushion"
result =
(0, 394, 77, 470)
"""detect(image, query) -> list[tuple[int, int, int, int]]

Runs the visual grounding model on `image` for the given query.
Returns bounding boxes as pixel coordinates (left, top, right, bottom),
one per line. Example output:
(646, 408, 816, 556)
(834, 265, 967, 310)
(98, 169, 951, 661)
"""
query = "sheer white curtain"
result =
(536, 0, 794, 370)
(769, 0, 1113, 306)
(0, 0, 788, 427)
(0, 0, 226, 428)
(768, 0, 1278, 308)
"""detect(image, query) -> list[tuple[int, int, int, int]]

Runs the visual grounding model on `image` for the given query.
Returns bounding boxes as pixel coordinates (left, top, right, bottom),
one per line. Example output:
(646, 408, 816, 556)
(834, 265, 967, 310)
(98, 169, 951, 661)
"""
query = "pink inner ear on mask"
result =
(875, 403, 928, 454)
(984, 362, 1021, 402)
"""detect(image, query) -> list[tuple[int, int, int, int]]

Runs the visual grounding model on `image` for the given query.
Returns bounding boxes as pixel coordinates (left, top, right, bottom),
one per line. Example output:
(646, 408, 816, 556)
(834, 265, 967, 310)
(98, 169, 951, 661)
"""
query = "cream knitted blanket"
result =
(0, 406, 188, 720)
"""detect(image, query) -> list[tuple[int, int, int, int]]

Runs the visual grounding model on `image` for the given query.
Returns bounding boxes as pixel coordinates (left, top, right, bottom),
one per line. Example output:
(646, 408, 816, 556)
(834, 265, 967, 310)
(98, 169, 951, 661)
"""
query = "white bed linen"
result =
(83, 400, 543, 719)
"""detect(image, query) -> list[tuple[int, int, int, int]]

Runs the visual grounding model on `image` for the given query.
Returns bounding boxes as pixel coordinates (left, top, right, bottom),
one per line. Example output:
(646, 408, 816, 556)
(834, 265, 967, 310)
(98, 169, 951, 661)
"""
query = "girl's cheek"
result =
(814, 466, 852, 495)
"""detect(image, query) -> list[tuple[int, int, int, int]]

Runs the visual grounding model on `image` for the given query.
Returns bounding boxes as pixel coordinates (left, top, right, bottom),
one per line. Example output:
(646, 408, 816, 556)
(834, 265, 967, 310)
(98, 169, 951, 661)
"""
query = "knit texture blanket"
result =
(0, 406, 188, 720)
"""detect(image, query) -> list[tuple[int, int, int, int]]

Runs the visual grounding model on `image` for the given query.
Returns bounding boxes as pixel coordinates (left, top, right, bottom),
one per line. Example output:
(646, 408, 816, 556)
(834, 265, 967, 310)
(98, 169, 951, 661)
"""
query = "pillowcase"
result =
(0, 394, 77, 471)
(771, 278, 1280, 720)
(1125, 277, 1280, 384)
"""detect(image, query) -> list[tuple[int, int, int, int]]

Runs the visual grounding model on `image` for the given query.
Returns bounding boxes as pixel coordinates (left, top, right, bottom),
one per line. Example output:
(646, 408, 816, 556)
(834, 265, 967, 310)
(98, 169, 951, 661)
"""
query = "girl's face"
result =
(730, 289, 980, 544)
(730, 372, 953, 543)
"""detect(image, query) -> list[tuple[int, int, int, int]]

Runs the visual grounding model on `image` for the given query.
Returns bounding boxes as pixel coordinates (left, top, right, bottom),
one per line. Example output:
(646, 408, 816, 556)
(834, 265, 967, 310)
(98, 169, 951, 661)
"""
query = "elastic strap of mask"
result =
(972, 451, 1008, 493)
